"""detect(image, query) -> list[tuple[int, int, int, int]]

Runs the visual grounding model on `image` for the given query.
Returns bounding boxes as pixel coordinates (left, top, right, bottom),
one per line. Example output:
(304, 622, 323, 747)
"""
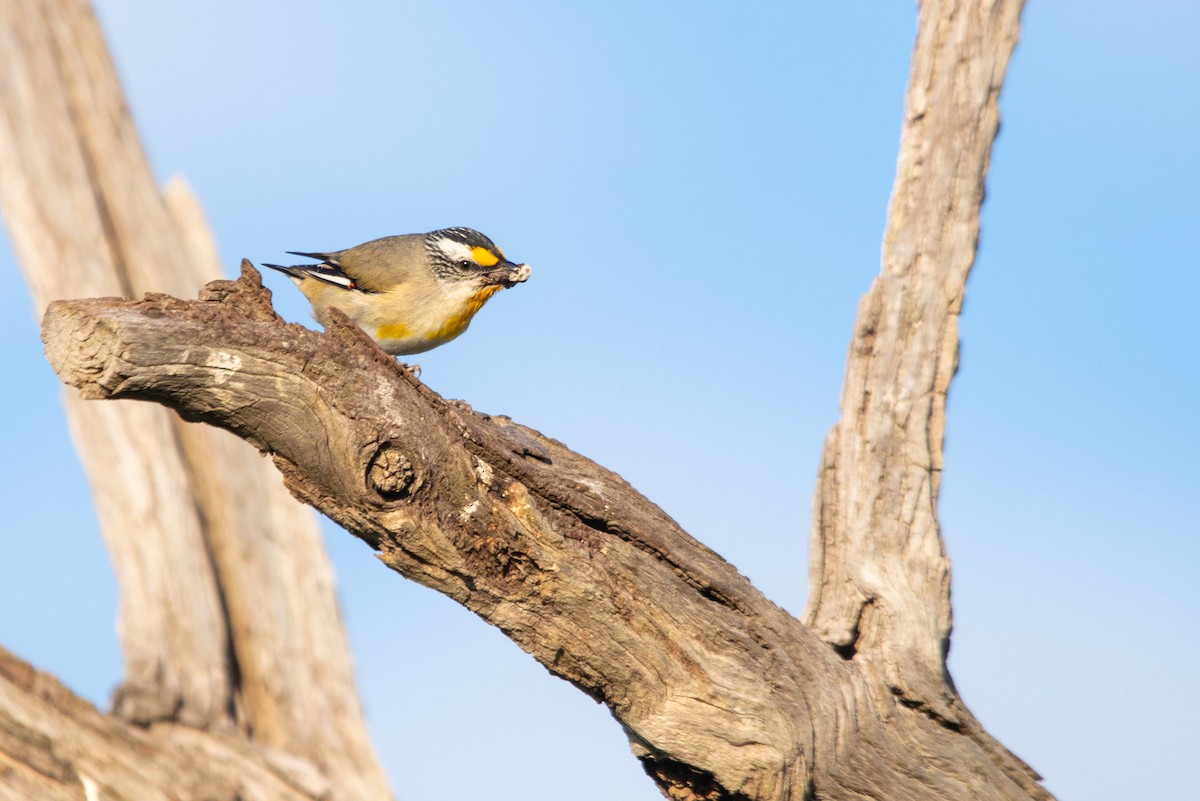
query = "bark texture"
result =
(0, 1, 388, 798)
(805, 0, 1023, 722)
(5, 0, 1051, 798)
(41, 265, 1051, 801)
(0, 646, 334, 801)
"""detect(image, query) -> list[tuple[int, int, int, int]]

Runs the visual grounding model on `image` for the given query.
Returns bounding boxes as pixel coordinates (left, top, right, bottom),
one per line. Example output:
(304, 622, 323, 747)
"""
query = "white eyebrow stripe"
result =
(435, 237, 475, 263)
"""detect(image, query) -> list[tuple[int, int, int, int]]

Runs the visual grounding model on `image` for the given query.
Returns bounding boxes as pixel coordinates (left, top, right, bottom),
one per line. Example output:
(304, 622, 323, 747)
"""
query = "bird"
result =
(263, 227, 531, 356)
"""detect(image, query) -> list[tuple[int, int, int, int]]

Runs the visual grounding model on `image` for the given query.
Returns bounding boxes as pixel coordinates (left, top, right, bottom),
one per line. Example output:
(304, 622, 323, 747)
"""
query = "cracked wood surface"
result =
(0, 646, 333, 801)
(40, 265, 1051, 801)
(0, 1, 388, 798)
(5, 0, 1055, 798)
(805, 0, 1025, 727)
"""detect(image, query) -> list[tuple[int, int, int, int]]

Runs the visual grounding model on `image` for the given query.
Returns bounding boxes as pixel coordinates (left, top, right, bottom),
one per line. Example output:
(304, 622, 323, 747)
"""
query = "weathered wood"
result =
(6, 0, 1053, 797)
(805, 0, 1023, 724)
(163, 178, 388, 795)
(0, 0, 236, 730)
(41, 266, 1053, 801)
(0, 1, 389, 798)
(0, 645, 330, 801)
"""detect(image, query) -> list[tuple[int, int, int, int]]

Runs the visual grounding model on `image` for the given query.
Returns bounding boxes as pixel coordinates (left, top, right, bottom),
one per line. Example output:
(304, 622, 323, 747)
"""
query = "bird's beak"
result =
(485, 260, 532, 288)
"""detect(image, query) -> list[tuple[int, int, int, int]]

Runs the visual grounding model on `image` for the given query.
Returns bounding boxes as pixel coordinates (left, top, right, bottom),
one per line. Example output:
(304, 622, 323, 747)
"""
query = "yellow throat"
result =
(375, 285, 503, 345)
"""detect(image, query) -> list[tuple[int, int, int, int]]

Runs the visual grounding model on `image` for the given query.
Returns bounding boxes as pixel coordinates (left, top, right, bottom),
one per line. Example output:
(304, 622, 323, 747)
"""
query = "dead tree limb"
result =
(0, 646, 333, 801)
(0, 1, 389, 797)
(807, 0, 1023, 719)
(10, 0, 1049, 798)
(41, 264, 1051, 801)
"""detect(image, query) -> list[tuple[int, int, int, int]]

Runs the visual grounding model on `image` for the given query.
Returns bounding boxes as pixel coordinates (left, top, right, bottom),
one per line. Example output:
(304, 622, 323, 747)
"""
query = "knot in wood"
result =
(368, 444, 416, 499)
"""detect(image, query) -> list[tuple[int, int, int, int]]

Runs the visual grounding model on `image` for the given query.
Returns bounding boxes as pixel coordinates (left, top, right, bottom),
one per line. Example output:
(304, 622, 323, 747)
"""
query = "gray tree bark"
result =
(37, 231, 1048, 800)
(807, 0, 1020, 722)
(6, 0, 1050, 799)
(0, 1, 390, 799)
(0, 645, 335, 801)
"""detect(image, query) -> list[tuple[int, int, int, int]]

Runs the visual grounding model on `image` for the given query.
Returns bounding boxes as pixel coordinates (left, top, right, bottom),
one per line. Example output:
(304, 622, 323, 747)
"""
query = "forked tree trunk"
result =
(4, 0, 1049, 800)
(0, 1, 389, 799)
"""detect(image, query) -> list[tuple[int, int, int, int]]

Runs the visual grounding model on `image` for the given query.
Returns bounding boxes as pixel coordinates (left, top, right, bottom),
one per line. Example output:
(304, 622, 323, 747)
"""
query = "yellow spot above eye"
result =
(470, 246, 501, 267)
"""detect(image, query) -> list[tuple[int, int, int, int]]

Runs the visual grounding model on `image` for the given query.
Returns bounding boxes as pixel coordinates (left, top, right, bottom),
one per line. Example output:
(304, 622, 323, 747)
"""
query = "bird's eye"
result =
(456, 259, 473, 270)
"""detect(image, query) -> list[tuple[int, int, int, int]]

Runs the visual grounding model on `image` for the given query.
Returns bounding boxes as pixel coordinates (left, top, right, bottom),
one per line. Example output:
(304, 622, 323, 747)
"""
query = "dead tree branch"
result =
(41, 265, 1049, 801)
(807, 0, 1024, 719)
(0, 2, 388, 797)
(0, 645, 342, 801)
(7, 0, 1049, 798)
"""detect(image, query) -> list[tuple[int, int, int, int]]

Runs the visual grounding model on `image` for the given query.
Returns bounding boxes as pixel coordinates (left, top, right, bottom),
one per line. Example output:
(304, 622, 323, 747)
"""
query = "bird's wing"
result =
(262, 259, 361, 290)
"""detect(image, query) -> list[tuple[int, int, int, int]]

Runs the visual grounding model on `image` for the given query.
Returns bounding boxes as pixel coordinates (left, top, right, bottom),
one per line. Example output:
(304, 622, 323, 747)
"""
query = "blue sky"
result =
(1, 3, 1197, 799)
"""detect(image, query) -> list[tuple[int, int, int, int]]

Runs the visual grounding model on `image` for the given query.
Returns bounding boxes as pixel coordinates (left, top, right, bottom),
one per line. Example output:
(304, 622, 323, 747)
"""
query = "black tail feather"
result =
(286, 250, 335, 262)
(262, 263, 306, 279)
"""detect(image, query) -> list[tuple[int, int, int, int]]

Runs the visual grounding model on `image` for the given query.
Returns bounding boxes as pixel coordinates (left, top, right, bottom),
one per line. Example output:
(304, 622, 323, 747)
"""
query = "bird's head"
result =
(424, 227, 531, 289)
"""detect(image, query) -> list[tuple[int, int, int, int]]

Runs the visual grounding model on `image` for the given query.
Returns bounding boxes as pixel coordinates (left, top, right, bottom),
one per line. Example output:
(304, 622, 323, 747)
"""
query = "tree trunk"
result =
(807, 0, 1020, 719)
(0, 1, 389, 798)
(7, 0, 1051, 799)
(40, 254, 1050, 800)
